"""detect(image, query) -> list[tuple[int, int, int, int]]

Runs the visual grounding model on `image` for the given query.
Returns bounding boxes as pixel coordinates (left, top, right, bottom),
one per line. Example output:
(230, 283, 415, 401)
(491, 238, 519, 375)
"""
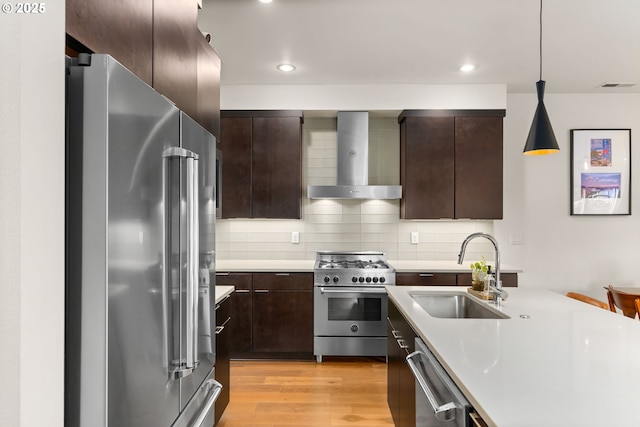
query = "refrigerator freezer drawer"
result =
(172, 368, 222, 427)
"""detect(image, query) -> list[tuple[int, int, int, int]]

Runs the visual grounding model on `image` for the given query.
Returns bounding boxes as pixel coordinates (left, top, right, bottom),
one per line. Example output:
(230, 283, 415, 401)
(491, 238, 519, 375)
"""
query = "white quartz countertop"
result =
(215, 285, 234, 304)
(386, 286, 640, 426)
(216, 260, 315, 272)
(216, 259, 521, 273)
(390, 260, 522, 273)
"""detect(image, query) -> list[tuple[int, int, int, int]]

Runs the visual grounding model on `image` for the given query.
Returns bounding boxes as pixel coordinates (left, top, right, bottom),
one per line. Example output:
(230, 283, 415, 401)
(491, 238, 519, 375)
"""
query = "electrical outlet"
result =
(411, 231, 419, 244)
(510, 233, 523, 245)
(291, 231, 300, 244)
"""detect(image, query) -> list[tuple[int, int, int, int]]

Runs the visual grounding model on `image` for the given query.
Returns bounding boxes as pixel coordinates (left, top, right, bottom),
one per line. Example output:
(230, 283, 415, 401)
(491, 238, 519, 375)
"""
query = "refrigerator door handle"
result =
(185, 152, 200, 374)
(162, 147, 200, 379)
(191, 379, 223, 427)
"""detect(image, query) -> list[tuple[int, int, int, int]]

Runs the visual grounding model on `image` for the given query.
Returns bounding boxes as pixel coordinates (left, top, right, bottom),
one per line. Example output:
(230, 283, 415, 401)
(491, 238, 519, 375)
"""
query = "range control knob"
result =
(365, 277, 372, 283)
(373, 277, 379, 283)
(358, 277, 365, 283)
(352, 276, 358, 283)
(351, 324, 359, 333)
(380, 277, 386, 284)
(333, 276, 339, 283)
(324, 276, 330, 283)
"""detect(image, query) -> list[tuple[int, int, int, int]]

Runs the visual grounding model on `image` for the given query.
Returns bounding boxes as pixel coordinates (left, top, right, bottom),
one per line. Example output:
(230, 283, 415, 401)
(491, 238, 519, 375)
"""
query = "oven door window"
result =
(328, 297, 382, 321)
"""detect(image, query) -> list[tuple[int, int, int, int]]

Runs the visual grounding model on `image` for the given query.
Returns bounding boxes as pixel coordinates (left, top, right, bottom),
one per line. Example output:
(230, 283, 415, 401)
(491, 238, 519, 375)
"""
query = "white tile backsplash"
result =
(215, 116, 495, 261)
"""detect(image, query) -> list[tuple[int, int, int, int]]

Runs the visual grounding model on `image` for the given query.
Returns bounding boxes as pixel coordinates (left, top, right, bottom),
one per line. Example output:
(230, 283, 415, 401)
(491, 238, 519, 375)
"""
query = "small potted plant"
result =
(470, 257, 489, 291)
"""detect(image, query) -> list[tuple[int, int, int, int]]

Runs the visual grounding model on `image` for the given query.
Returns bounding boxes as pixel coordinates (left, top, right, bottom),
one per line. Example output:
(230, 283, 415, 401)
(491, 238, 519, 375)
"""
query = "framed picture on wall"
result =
(570, 129, 631, 215)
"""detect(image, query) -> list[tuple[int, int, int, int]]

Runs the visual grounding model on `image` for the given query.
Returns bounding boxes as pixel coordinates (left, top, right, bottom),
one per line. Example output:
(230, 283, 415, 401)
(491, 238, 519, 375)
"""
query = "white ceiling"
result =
(198, 0, 640, 94)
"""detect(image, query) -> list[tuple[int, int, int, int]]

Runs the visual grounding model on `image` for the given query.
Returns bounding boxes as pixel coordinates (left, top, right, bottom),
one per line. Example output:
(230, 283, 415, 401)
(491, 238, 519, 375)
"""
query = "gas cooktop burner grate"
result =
(317, 260, 390, 270)
(314, 251, 396, 287)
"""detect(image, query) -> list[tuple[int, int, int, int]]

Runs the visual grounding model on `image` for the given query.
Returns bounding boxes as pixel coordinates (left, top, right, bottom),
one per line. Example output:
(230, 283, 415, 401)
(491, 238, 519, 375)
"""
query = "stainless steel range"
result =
(313, 251, 395, 363)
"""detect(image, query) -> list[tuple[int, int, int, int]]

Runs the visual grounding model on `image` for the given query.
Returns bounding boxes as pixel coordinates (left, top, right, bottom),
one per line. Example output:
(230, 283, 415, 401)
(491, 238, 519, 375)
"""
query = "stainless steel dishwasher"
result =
(406, 338, 472, 427)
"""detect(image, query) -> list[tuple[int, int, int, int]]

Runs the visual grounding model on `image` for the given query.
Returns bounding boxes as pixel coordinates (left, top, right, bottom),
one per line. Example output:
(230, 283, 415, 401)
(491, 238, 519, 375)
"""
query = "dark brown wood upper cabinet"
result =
(66, 0, 153, 85)
(196, 35, 222, 138)
(66, 0, 220, 134)
(152, 0, 198, 120)
(400, 116, 455, 219)
(454, 116, 504, 219)
(399, 110, 505, 220)
(220, 111, 303, 219)
(220, 117, 253, 218)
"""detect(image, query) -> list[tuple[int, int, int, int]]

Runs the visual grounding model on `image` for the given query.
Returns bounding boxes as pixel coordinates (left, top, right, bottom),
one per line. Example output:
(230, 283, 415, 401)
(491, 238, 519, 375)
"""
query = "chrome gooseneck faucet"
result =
(458, 232, 508, 305)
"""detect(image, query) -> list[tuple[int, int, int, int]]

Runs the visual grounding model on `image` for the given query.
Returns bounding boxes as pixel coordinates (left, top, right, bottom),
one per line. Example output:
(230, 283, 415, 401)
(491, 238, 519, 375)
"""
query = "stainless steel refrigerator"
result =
(66, 54, 221, 427)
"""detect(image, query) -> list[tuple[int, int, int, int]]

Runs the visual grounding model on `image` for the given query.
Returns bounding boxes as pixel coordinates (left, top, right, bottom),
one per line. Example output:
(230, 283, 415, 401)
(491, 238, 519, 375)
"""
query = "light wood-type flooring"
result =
(217, 357, 394, 427)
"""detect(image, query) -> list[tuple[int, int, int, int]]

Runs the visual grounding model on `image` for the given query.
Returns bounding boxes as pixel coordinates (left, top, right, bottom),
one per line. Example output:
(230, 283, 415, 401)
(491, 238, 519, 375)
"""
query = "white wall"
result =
(221, 84, 506, 111)
(0, 6, 65, 427)
(498, 93, 640, 300)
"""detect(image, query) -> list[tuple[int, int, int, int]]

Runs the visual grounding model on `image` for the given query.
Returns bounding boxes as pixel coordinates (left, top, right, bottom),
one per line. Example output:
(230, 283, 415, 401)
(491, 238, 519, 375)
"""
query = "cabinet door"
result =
(220, 117, 252, 218)
(196, 36, 221, 137)
(396, 272, 457, 286)
(216, 273, 253, 355)
(455, 116, 503, 219)
(153, 0, 198, 119)
(388, 300, 417, 427)
(387, 318, 401, 427)
(251, 117, 302, 219)
(252, 273, 313, 353)
(66, 0, 153, 85)
(214, 293, 231, 424)
(401, 116, 455, 219)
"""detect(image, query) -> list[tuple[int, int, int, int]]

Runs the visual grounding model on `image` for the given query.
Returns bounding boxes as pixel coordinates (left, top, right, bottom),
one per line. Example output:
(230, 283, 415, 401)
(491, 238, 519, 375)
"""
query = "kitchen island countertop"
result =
(386, 286, 640, 426)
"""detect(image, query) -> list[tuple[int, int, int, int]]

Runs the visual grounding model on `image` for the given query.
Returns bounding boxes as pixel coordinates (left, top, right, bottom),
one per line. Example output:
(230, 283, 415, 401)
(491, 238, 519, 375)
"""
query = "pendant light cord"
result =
(539, 0, 543, 80)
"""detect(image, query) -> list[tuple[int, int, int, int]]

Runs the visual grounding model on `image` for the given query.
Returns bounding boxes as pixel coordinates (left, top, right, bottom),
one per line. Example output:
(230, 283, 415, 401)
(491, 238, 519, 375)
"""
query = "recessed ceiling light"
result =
(258, 0, 272, 3)
(459, 64, 476, 72)
(277, 63, 296, 72)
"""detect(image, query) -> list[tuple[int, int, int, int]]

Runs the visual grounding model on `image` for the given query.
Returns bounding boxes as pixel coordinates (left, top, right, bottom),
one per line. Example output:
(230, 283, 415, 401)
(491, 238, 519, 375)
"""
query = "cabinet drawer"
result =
(457, 272, 518, 287)
(215, 272, 252, 290)
(396, 272, 457, 286)
(252, 272, 312, 291)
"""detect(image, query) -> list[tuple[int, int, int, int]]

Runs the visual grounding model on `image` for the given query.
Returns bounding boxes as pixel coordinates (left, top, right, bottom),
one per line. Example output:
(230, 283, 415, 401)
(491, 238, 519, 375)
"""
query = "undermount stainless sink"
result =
(410, 292, 510, 319)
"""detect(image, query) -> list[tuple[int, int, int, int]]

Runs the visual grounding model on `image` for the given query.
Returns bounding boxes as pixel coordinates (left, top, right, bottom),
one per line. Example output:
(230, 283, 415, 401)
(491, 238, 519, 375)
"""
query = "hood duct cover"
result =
(307, 111, 402, 199)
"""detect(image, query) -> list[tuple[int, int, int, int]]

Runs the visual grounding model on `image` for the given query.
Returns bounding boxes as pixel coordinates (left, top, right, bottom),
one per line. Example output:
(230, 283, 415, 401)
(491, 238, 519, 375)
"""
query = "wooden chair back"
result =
(607, 285, 640, 319)
(566, 292, 609, 310)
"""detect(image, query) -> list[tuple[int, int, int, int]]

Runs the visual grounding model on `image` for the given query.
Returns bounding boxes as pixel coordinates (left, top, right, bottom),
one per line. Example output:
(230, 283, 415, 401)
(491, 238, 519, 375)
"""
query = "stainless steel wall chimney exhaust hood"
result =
(307, 111, 402, 199)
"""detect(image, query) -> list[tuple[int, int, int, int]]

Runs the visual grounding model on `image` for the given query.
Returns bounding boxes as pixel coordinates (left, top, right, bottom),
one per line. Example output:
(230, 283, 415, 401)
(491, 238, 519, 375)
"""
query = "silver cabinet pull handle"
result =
(234, 289, 250, 293)
(419, 273, 435, 277)
(391, 330, 401, 339)
(275, 273, 290, 276)
(254, 289, 269, 293)
(406, 350, 457, 422)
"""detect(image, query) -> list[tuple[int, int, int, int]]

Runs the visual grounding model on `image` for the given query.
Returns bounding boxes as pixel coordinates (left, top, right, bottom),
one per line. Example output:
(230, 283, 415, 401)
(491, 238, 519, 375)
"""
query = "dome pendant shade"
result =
(523, 80, 559, 156)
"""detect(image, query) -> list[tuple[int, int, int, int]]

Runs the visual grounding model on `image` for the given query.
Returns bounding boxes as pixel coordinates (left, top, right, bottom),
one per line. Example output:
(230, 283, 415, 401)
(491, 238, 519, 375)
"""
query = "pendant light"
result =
(523, 0, 559, 156)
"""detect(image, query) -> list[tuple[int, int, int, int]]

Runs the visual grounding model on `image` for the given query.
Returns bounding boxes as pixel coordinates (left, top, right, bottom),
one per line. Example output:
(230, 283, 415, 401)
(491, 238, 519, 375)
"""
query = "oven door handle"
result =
(319, 287, 387, 294)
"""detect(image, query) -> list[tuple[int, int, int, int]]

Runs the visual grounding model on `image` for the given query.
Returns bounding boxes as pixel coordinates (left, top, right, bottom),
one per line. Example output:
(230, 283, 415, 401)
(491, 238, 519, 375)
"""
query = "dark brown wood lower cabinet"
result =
(397, 272, 518, 287)
(216, 273, 253, 356)
(396, 272, 457, 286)
(217, 272, 313, 359)
(387, 299, 417, 427)
(214, 292, 231, 424)
(457, 272, 518, 287)
(252, 273, 313, 354)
